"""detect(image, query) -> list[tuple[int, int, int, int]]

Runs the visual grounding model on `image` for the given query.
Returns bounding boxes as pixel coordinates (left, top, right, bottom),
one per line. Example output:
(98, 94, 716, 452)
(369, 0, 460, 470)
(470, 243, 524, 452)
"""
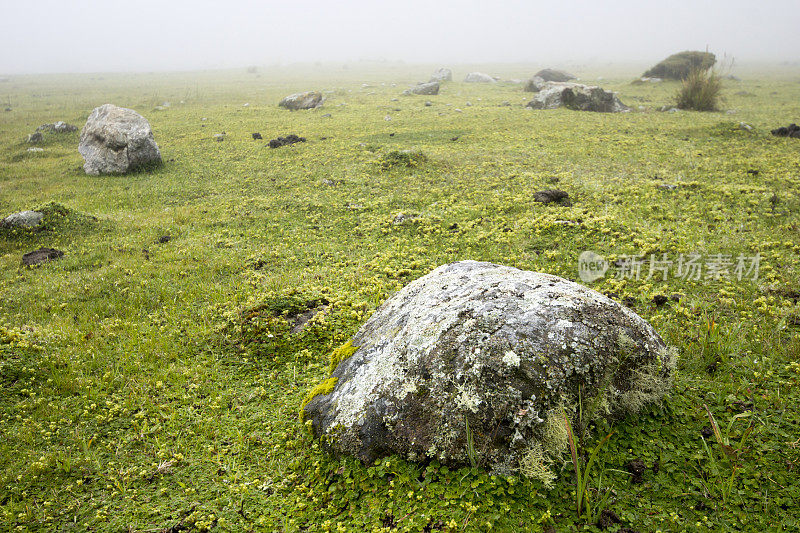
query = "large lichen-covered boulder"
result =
(402, 82, 440, 96)
(429, 68, 452, 83)
(526, 82, 629, 112)
(463, 72, 496, 83)
(303, 261, 675, 478)
(643, 51, 716, 80)
(535, 68, 576, 82)
(278, 91, 324, 110)
(78, 104, 162, 175)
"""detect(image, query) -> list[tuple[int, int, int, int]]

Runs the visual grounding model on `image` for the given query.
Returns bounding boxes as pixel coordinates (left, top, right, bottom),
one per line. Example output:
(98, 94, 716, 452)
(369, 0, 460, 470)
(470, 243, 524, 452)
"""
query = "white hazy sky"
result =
(1, 0, 798, 73)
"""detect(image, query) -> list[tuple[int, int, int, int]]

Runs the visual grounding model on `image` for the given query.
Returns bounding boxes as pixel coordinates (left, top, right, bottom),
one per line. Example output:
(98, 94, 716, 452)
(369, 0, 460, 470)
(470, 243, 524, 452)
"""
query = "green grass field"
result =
(1, 63, 799, 532)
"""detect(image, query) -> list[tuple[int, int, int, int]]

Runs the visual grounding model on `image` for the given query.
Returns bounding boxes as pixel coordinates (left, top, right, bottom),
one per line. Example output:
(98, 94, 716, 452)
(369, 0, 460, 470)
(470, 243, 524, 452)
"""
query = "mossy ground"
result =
(1, 63, 799, 532)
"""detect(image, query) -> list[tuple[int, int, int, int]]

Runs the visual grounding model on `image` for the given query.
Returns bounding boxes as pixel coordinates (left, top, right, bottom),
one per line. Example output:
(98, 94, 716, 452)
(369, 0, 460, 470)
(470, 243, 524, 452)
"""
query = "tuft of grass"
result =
(676, 67, 723, 111)
(380, 149, 427, 170)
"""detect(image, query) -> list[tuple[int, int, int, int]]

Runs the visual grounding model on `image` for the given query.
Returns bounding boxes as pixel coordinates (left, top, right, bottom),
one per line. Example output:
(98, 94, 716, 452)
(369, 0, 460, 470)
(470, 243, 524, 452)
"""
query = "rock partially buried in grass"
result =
(527, 82, 629, 112)
(463, 72, 496, 83)
(78, 104, 162, 175)
(37, 121, 78, 133)
(2, 210, 44, 228)
(278, 91, 324, 110)
(303, 260, 675, 479)
(402, 82, 439, 96)
(22, 247, 64, 266)
(771, 124, 800, 139)
(534, 68, 576, 82)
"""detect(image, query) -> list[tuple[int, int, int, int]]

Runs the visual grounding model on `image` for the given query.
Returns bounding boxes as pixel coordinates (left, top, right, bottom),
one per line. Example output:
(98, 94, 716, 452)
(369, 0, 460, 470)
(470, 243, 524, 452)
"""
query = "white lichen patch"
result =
(502, 350, 521, 367)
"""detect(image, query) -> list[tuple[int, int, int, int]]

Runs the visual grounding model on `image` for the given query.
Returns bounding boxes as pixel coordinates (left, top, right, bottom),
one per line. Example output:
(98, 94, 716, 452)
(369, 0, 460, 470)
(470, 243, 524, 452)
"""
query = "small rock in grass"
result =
(22, 247, 64, 266)
(252, 132, 262, 140)
(2, 210, 44, 228)
(27, 132, 43, 143)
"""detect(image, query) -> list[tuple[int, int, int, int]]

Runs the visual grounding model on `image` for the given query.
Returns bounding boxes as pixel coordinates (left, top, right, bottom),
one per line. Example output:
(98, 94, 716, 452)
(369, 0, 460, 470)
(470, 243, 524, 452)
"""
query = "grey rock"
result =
(279, 91, 324, 110)
(430, 68, 453, 83)
(463, 72, 496, 83)
(523, 76, 547, 92)
(402, 82, 440, 96)
(424, 101, 433, 107)
(304, 260, 675, 477)
(526, 82, 629, 112)
(78, 104, 162, 175)
(2, 210, 44, 228)
(27, 147, 44, 152)
(27, 132, 43, 143)
(535, 68, 576, 82)
(37, 121, 78, 133)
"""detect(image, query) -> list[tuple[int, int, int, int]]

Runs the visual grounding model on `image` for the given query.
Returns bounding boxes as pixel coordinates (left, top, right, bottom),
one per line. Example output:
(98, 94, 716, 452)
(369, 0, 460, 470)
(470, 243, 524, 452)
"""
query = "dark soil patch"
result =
(22, 247, 64, 266)
(533, 189, 571, 206)
(626, 458, 647, 484)
(771, 124, 800, 138)
(268, 134, 306, 148)
(597, 509, 621, 530)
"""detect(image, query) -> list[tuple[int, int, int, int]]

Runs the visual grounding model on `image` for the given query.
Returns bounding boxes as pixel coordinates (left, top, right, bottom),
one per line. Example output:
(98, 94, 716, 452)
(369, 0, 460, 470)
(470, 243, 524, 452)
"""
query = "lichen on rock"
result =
(302, 260, 676, 479)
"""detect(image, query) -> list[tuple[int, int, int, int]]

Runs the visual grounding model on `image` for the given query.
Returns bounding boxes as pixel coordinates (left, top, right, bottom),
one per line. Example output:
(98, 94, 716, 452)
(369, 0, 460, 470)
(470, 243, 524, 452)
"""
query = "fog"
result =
(1, 0, 799, 74)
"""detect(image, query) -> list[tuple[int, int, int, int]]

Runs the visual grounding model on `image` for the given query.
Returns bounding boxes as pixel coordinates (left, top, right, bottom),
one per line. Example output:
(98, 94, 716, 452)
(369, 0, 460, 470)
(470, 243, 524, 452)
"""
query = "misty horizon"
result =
(1, 0, 799, 75)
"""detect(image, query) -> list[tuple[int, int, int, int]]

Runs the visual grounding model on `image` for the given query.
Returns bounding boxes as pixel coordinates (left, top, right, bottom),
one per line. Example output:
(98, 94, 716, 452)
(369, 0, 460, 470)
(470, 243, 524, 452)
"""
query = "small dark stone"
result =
(157, 235, 172, 244)
(450, 136, 459, 141)
(653, 295, 668, 307)
(533, 189, 571, 206)
(4, 107, 11, 112)
(746, 169, 759, 175)
(701, 426, 714, 439)
(22, 247, 64, 266)
(389, 133, 395, 137)
(448, 223, 459, 231)
(626, 458, 647, 484)
(252, 132, 262, 140)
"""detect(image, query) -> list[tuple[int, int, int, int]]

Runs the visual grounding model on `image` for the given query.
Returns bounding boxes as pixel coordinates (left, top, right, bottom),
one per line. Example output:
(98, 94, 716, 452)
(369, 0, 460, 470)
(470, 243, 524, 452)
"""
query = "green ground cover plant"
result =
(1, 63, 799, 531)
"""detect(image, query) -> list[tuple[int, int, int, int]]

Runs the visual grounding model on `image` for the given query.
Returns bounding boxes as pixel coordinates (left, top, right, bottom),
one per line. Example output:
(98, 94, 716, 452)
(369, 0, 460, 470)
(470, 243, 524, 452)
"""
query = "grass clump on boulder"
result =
(644, 51, 716, 80)
(676, 67, 723, 111)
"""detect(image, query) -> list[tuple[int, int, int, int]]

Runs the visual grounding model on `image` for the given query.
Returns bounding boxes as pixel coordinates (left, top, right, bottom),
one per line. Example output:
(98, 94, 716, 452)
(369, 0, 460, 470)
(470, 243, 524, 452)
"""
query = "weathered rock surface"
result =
(526, 82, 629, 112)
(27, 132, 43, 143)
(78, 104, 162, 175)
(2, 210, 44, 228)
(37, 121, 78, 133)
(22, 247, 64, 266)
(278, 91, 324, 110)
(463, 72, 496, 83)
(304, 260, 674, 476)
(523, 76, 546, 92)
(430, 68, 453, 83)
(535, 68, 576, 82)
(403, 82, 440, 96)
